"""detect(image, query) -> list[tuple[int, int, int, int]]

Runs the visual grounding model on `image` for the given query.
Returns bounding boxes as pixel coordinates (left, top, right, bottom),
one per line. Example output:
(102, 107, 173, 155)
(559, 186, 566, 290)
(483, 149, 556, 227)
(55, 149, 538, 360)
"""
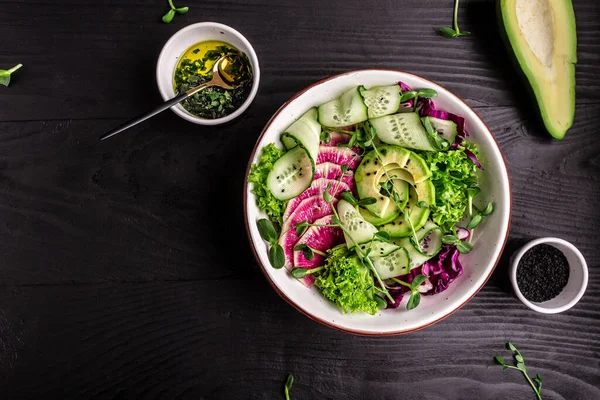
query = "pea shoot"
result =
(439, 0, 471, 38)
(162, 0, 189, 23)
(495, 343, 543, 400)
(0, 64, 23, 87)
(256, 219, 285, 269)
(284, 374, 294, 400)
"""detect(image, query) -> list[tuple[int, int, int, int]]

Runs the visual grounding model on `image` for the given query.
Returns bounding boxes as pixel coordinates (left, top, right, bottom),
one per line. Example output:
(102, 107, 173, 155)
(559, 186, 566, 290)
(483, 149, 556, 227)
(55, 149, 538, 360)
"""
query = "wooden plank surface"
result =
(0, 0, 599, 398)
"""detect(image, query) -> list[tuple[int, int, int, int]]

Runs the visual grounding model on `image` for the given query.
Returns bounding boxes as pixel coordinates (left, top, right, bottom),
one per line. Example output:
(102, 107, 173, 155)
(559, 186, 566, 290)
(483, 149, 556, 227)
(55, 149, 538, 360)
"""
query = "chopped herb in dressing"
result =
(173, 41, 252, 119)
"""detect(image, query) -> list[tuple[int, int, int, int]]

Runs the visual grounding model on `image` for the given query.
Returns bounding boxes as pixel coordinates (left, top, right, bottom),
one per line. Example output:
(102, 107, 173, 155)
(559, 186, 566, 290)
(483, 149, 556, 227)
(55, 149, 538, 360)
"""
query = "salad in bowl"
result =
(245, 70, 510, 335)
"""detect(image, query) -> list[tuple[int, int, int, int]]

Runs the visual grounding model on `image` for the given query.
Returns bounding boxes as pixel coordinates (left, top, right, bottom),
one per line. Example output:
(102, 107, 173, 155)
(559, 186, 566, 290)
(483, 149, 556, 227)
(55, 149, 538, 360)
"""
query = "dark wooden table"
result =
(1, 0, 599, 398)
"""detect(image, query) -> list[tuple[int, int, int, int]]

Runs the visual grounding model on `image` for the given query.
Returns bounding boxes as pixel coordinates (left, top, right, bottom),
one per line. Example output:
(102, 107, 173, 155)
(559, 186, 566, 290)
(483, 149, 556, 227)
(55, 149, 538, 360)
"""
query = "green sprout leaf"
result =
(374, 231, 390, 243)
(162, 9, 175, 23)
(323, 189, 332, 204)
(439, 0, 469, 39)
(515, 354, 524, 363)
(495, 343, 543, 400)
(417, 88, 438, 98)
(284, 374, 294, 400)
(257, 218, 278, 244)
(175, 6, 189, 14)
(507, 343, 517, 352)
(320, 130, 331, 144)
(442, 234, 459, 245)
(415, 201, 429, 208)
(494, 356, 506, 366)
(269, 244, 285, 269)
(467, 214, 483, 230)
(295, 221, 309, 237)
(482, 202, 494, 216)
(411, 274, 429, 288)
(358, 197, 377, 206)
(0, 64, 23, 87)
(400, 90, 418, 103)
(456, 241, 473, 254)
(374, 295, 387, 309)
(406, 291, 421, 310)
(341, 192, 358, 206)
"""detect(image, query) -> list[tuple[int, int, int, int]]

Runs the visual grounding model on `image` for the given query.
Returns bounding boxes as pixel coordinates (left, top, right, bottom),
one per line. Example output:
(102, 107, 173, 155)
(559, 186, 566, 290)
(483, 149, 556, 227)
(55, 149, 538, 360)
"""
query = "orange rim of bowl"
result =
(243, 69, 512, 336)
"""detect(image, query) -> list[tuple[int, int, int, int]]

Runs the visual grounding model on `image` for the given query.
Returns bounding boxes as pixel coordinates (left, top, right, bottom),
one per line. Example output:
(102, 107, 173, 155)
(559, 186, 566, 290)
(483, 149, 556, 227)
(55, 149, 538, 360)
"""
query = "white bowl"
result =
(244, 69, 512, 335)
(156, 22, 260, 125)
(510, 237, 588, 314)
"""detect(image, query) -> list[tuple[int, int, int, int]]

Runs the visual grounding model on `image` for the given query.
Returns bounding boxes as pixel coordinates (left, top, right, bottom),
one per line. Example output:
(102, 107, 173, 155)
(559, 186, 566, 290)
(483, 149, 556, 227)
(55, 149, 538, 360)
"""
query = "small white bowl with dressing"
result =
(156, 22, 260, 125)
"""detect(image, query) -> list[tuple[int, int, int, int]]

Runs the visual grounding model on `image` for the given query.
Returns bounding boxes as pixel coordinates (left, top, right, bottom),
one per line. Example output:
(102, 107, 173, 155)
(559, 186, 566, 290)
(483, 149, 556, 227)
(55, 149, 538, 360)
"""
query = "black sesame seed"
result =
(516, 244, 569, 303)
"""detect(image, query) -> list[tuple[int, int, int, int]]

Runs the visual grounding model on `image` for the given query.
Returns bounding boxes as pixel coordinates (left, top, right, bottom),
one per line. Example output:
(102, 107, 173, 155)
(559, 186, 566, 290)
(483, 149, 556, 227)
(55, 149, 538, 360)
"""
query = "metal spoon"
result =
(100, 55, 246, 141)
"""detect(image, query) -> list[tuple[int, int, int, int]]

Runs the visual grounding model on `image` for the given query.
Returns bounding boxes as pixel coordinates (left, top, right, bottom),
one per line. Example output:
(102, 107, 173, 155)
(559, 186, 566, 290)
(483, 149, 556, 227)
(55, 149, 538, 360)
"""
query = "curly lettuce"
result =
(314, 244, 379, 315)
(417, 142, 481, 232)
(248, 144, 286, 225)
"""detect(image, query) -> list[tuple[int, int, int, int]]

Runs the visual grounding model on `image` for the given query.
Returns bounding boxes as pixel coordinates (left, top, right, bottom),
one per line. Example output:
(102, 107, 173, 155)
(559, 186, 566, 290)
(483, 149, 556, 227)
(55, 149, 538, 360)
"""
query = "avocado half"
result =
(498, 0, 577, 139)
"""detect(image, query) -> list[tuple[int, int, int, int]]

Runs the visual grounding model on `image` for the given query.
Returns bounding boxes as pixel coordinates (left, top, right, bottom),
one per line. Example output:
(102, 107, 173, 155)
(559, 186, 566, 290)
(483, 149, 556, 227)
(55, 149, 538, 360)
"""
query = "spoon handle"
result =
(99, 92, 189, 141)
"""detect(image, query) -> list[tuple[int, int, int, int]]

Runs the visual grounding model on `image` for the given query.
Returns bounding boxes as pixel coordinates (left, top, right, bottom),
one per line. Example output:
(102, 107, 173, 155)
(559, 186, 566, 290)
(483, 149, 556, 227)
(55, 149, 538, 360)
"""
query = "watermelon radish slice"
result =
(316, 146, 362, 170)
(292, 215, 344, 286)
(314, 162, 355, 188)
(278, 195, 338, 268)
(282, 178, 351, 221)
(322, 131, 352, 147)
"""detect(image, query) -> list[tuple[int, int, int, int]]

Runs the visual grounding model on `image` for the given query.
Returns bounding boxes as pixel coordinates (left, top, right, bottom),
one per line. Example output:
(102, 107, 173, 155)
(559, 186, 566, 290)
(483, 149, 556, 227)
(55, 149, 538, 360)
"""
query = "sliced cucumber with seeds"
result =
(424, 116, 458, 145)
(337, 199, 378, 248)
(371, 112, 437, 152)
(371, 247, 410, 280)
(414, 220, 443, 257)
(266, 146, 314, 201)
(360, 85, 402, 119)
(318, 86, 368, 127)
(281, 108, 321, 163)
(391, 237, 434, 270)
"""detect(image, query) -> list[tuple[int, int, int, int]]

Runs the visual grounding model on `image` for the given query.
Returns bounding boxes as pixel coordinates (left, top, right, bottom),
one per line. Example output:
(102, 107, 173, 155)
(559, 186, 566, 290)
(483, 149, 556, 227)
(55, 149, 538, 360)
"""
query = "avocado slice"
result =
(498, 0, 577, 139)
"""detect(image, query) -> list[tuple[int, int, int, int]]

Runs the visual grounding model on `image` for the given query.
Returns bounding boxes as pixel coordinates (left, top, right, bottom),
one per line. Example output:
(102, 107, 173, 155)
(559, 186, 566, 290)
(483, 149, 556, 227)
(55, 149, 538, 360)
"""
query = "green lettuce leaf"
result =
(417, 142, 481, 232)
(314, 244, 379, 315)
(248, 144, 286, 225)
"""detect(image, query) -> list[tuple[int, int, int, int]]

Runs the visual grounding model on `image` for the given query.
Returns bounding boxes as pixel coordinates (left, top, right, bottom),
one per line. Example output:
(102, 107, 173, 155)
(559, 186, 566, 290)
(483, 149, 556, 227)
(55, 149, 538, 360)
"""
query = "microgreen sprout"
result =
(439, 0, 471, 38)
(442, 234, 473, 254)
(0, 64, 23, 87)
(256, 218, 285, 269)
(284, 374, 294, 400)
(392, 274, 429, 310)
(162, 0, 189, 23)
(495, 343, 543, 400)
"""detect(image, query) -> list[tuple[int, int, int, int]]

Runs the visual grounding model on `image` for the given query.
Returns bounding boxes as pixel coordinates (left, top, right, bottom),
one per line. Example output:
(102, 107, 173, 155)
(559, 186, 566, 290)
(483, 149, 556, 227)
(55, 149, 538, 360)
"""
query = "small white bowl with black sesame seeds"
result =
(510, 237, 588, 314)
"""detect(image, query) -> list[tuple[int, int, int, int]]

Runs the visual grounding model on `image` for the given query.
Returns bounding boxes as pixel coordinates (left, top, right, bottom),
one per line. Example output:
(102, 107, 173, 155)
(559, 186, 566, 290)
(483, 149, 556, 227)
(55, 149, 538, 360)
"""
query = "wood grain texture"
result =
(0, 0, 599, 121)
(0, 0, 599, 398)
(0, 279, 599, 399)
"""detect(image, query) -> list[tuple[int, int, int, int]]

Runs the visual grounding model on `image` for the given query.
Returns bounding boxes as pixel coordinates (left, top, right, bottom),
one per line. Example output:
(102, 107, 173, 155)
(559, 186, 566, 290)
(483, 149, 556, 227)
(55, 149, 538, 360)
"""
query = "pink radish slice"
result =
(278, 195, 337, 268)
(292, 215, 344, 286)
(314, 162, 355, 188)
(282, 178, 351, 221)
(316, 146, 362, 170)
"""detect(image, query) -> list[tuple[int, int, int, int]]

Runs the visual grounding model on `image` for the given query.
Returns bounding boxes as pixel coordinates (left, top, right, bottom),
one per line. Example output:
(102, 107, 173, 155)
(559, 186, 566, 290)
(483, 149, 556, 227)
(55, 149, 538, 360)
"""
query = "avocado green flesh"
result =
(498, 0, 577, 139)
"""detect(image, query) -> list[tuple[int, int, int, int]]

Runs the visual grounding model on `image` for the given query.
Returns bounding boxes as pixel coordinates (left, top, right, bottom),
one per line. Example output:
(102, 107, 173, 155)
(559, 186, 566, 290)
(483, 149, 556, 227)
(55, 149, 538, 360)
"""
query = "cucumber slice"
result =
(318, 86, 368, 127)
(415, 220, 442, 257)
(360, 85, 402, 119)
(391, 237, 434, 270)
(371, 247, 410, 280)
(337, 199, 378, 248)
(421, 116, 451, 151)
(281, 108, 321, 163)
(357, 240, 399, 258)
(423, 116, 458, 144)
(371, 113, 437, 152)
(266, 146, 314, 201)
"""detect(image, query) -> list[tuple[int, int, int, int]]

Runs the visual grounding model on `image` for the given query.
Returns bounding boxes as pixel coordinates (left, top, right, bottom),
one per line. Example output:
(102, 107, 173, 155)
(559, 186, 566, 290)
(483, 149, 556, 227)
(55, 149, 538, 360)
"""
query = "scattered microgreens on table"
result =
(256, 218, 285, 269)
(495, 343, 543, 400)
(284, 374, 294, 400)
(0, 64, 23, 87)
(162, 0, 188, 23)
(439, 0, 471, 38)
